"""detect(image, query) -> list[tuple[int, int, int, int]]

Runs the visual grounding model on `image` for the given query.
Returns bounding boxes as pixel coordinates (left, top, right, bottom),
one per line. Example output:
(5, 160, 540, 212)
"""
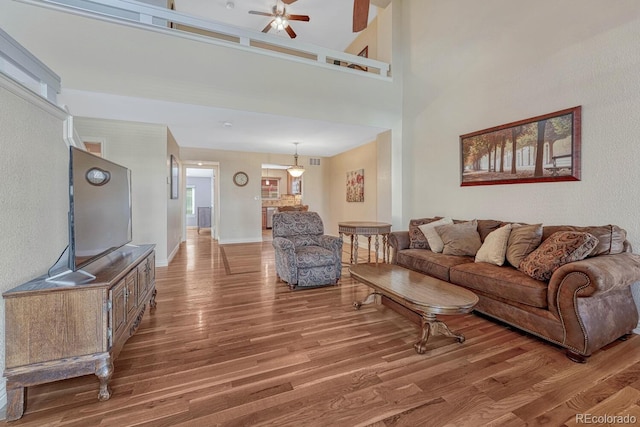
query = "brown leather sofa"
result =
(388, 218, 640, 362)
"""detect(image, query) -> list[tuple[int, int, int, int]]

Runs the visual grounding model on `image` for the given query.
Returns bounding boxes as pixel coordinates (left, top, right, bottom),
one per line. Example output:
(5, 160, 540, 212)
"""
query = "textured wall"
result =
(0, 77, 69, 409)
(73, 118, 169, 264)
(402, 0, 640, 251)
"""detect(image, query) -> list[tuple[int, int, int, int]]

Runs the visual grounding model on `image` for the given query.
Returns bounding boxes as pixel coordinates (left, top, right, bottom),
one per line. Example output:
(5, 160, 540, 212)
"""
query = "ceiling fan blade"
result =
(288, 14, 310, 22)
(282, 0, 297, 4)
(262, 21, 274, 33)
(285, 25, 297, 38)
(353, 0, 369, 32)
(249, 10, 274, 17)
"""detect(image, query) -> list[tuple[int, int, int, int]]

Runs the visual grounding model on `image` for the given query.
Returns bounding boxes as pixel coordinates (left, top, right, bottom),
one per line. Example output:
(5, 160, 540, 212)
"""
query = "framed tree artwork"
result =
(460, 106, 581, 186)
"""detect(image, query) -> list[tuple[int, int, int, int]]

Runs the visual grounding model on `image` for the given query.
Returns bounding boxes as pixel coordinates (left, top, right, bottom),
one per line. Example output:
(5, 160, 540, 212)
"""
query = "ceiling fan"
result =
(248, 0, 310, 39)
(353, 0, 370, 32)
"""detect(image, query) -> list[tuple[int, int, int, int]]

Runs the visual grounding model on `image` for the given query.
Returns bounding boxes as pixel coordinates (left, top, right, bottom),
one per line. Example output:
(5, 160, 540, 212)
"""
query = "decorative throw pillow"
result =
(506, 223, 543, 268)
(436, 220, 482, 257)
(518, 231, 599, 281)
(417, 217, 454, 253)
(408, 217, 442, 249)
(475, 224, 513, 266)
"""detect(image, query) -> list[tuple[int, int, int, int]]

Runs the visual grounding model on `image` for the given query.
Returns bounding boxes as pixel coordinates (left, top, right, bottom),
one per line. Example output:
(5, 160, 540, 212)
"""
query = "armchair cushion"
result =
(290, 235, 321, 247)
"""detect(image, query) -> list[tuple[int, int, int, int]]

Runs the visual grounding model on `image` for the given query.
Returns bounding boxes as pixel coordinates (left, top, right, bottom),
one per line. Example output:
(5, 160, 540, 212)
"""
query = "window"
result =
(186, 186, 195, 215)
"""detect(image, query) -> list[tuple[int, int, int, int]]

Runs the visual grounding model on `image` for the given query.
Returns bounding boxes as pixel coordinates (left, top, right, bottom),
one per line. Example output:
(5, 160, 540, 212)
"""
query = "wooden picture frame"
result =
(460, 106, 581, 186)
(170, 154, 179, 199)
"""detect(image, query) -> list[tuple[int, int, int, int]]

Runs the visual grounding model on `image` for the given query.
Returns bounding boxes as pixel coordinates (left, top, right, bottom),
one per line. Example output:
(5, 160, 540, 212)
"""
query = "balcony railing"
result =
(0, 27, 61, 103)
(17, 0, 391, 80)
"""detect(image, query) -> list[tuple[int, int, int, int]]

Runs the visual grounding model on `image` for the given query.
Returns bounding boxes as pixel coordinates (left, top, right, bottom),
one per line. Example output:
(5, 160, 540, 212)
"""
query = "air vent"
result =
(309, 158, 321, 166)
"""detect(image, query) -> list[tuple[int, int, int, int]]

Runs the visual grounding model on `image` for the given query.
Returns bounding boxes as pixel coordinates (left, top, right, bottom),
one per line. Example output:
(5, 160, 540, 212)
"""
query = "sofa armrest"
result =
(549, 252, 640, 299)
(388, 231, 410, 251)
(547, 252, 640, 355)
(388, 231, 410, 264)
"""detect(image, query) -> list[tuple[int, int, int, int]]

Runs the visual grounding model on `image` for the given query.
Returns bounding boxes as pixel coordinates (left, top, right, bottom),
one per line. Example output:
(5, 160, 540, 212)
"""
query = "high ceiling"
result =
(57, 0, 391, 158)
(173, 0, 378, 51)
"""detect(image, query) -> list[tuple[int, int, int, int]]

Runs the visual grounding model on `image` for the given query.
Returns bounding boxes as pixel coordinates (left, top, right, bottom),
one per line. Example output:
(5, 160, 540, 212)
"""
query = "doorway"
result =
(184, 164, 219, 240)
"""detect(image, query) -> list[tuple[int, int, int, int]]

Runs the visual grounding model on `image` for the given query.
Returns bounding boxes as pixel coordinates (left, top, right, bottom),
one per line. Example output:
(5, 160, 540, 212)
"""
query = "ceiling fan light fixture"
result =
(287, 142, 305, 177)
(271, 16, 289, 31)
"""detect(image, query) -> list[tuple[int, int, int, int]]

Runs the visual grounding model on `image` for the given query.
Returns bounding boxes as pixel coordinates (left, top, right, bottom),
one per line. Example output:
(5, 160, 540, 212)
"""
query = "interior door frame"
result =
(183, 162, 219, 241)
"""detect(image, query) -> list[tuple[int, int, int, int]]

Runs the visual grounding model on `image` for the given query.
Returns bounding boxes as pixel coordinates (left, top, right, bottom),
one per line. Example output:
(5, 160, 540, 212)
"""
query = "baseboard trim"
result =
(218, 237, 263, 245)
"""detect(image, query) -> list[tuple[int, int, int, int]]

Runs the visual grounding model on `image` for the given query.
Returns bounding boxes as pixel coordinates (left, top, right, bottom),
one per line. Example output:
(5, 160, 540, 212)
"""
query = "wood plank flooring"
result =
(9, 229, 640, 426)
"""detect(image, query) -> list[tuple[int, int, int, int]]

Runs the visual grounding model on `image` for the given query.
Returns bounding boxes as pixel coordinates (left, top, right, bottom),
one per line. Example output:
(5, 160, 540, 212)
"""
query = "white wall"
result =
(181, 147, 326, 243)
(326, 140, 378, 234)
(0, 75, 70, 411)
(402, 0, 640, 250)
(73, 118, 171, 264)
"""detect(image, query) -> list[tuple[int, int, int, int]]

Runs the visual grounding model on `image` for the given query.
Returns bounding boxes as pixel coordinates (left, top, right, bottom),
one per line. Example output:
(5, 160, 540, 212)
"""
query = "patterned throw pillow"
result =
(408, 217, 442, 249)
(518, 231, 599, 281)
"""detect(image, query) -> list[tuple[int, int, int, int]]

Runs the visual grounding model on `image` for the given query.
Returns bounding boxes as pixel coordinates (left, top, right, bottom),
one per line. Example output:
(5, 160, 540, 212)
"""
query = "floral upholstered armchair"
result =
(272, 211, 343, 289)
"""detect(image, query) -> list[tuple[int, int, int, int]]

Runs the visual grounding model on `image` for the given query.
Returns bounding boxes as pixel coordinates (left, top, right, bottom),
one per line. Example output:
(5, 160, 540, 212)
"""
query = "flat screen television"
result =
(47, 147, 132, 285)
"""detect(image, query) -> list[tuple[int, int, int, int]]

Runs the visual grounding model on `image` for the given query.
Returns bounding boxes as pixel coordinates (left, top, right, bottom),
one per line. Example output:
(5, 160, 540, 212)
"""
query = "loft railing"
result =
(17, 0, 392, 80)
(0, 27, 61, 103)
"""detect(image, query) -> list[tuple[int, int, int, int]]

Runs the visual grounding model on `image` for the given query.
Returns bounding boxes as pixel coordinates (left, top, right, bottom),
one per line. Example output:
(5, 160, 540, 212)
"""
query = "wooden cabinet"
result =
(3, 244, 156, 421)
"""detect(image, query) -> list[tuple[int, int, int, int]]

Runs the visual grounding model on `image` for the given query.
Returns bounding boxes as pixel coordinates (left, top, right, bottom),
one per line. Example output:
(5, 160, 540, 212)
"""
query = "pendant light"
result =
(287, 142, 305, 177)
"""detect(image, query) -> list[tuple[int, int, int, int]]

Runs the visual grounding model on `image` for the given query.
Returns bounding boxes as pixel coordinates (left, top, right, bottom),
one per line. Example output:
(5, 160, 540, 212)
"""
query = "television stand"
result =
(45, 268, 96, 285)
(3, 244, 156, 421)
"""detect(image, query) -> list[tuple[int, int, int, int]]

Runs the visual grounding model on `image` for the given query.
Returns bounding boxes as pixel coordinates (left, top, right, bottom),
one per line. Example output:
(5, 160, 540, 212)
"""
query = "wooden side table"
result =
(338, 221, 392, 264)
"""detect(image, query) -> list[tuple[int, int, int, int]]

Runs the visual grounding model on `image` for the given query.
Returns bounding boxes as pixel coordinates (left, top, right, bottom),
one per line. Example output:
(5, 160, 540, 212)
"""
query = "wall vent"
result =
(309, 158, 321, 166)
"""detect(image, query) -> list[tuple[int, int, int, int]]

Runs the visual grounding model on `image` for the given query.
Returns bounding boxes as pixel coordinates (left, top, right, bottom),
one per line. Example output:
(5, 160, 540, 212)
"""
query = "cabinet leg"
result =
(95, 357, 114, 401)
(5, 383, 26, 421)
(150, 288, 158, 310)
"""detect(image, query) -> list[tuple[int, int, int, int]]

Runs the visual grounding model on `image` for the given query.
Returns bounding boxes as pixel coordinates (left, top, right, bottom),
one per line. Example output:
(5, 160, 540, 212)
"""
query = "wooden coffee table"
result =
(349, 263, 479, 354)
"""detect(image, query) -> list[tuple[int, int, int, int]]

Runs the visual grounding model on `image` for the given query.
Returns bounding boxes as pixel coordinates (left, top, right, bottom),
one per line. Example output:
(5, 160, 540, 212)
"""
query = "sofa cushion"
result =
(418, 217, 453, 253)
(408, 217, 441, 249)
(450, 262, 549, 309)
(519, 231, 599, 281)
(395, 249, 474, 281)
(542, 224, 627, 256)
(475, 224, 513, 266)
(477, 219, 507, 242)
(436, 220, 482, 257)
(506, 224, 543, 267)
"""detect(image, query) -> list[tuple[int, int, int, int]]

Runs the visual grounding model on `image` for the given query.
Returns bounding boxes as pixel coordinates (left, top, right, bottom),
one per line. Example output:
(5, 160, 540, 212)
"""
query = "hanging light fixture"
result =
(287, 142, 305, 177)
(271, 14, 289, 31)
(265, 168, 270, 185)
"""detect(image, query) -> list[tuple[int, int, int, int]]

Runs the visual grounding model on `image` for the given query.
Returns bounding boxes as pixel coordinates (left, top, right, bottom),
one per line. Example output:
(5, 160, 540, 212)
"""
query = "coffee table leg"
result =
(414, 313, 465, 354)
(353, 292, 378, 310)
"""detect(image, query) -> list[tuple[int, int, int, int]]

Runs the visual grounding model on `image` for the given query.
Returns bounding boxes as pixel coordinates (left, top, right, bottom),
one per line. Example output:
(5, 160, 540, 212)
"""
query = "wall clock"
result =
(233, 171, 249, 187)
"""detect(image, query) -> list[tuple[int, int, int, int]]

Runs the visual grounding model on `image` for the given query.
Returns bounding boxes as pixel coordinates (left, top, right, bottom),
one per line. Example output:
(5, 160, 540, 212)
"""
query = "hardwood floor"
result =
(10, 229, 640, 426)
